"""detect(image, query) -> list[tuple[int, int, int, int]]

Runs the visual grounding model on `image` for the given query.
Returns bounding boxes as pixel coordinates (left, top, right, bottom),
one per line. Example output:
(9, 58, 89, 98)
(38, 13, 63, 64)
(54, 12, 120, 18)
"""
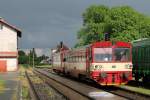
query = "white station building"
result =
(0, 18, 21, 72)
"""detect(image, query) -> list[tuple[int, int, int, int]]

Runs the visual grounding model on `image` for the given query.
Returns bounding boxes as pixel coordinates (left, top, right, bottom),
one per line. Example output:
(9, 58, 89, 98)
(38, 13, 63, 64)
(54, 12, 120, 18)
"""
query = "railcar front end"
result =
(89, 42, 132, 85)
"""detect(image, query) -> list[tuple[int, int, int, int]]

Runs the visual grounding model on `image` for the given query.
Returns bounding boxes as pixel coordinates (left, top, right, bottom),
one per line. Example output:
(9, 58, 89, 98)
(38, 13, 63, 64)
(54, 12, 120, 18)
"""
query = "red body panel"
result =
(90, 71, 132, 85)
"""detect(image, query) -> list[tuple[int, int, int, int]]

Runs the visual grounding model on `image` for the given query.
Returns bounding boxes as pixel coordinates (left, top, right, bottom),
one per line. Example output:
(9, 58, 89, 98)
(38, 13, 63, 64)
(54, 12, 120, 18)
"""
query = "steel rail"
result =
(111, 86, 150, 100)
(25, 71, 40, 100)
(43, 68, 150, 100)
(34, 69, 92, 100)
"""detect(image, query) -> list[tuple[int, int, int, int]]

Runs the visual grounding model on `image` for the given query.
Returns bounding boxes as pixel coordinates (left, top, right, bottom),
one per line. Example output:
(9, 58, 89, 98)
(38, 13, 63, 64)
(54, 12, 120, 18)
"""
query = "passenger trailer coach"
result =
(132, 38, 150, 82)
(52, 41, 132, 85)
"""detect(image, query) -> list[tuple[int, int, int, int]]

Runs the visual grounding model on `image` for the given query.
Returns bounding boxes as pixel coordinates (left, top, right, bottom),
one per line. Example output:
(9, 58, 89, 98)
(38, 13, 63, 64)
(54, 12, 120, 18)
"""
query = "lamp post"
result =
(29, 50, 31, 66)
(33, 48, 35, 69)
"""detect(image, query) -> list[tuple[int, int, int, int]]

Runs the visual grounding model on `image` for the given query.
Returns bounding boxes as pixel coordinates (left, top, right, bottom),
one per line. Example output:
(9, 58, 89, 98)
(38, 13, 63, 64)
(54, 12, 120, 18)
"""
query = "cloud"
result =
(0, 0, 150, 49)
(22, 48, 50, 57)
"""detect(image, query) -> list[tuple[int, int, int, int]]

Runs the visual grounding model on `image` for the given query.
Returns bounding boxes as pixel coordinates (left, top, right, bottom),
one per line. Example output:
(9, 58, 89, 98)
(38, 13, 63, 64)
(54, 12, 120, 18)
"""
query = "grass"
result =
(36, 64, 52, 68)
(119, 85, 150, 95)
(35, 65, 52, 69)
(19, 65, 31, 100)
(20, 64, 30, 68)
(20, 64, 52, 69)
(0, 79, 5, 93)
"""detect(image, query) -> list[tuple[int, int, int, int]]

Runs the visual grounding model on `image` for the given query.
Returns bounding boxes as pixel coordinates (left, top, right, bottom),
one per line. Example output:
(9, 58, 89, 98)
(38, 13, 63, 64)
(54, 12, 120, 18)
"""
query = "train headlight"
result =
(125, 64, 132, 69)
(94, 65, 103, 70)
(90, 65, 95, 71)
(95, 65, 98, 69)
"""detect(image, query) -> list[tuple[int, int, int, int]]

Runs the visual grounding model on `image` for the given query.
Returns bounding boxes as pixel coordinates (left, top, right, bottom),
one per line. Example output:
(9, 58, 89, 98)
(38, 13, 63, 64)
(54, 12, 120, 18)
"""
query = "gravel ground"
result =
(28, 71, 67, 100)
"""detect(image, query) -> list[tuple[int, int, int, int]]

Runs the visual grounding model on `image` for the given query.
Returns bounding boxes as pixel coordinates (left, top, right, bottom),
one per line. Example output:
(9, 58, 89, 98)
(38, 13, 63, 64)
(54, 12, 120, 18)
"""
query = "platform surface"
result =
(0, 72, 20, 100)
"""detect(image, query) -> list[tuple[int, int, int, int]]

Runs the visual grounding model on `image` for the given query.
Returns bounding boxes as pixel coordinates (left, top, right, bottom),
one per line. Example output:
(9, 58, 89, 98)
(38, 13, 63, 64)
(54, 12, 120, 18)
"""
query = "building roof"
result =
(0, 18, 22, 37)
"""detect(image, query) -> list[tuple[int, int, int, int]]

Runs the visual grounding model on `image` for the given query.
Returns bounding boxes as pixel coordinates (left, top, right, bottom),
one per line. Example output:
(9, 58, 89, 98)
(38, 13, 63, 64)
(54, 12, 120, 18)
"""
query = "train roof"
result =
(73, 44, 91, 50)
(132, 38, 150, 47)
(74, 41, 131, 49)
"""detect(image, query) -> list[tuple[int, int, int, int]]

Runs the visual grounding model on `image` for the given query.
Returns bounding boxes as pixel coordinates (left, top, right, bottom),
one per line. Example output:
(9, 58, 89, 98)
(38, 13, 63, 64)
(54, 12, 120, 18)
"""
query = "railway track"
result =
(33, 68, 130, 100)
(41, 68, 150, 100)
(112, 85, 150, 100)
(104, 86, 150, 100)
(25, 71, 40, 100)
(34, 70, 90, 100)
(25, 70, 66, 100)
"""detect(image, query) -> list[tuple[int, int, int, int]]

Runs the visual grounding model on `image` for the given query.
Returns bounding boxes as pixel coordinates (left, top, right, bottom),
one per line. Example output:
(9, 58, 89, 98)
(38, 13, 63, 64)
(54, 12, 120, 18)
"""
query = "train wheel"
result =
(135, 74, 139, 82)
(143, 75, 149, 83)
(66, 72, 70, 77)
(78, 74, 85, 81)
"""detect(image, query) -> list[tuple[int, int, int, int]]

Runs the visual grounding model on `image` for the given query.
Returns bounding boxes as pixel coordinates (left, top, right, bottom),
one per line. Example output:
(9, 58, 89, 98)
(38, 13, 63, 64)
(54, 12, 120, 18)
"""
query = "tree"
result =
(18, 49, 49, 66)
(18, 50, 28, 64)
(76, 5, 150, 47)
(28, 48, 38, 66)
(37, 54, 49, 65)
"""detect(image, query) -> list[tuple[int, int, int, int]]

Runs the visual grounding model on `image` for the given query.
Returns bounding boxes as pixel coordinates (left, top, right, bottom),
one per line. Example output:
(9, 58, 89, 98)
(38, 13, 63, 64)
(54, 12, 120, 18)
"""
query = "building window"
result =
(0, 24, 3, 30)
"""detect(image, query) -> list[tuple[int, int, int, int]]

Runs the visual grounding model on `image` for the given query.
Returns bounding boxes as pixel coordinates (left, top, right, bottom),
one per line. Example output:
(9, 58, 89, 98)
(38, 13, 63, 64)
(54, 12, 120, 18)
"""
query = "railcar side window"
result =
(68, 57, 70, 62)
(76, 56, 78, 62)
(79, 56, 82, 62)
(82, 56, 86, 62)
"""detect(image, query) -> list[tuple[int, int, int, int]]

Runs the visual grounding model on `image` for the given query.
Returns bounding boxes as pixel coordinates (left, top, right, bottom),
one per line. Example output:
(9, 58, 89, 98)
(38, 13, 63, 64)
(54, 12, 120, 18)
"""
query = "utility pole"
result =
(33, 48, 35, 69)
(28, 50, 31, 67)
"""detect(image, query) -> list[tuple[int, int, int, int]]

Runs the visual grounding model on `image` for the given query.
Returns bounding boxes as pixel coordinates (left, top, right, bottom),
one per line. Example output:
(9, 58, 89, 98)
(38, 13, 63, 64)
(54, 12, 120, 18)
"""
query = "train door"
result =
(0, 60, 7, 72)
(62, 51, 67, 74)
(86, 47, 92, 76)
(61, 52, 65, 73)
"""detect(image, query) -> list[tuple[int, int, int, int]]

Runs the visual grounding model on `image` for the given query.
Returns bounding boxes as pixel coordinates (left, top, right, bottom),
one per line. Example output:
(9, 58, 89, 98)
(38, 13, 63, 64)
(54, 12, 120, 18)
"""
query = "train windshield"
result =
(114, 48, 130, 62)
(94, 48, 112, 62)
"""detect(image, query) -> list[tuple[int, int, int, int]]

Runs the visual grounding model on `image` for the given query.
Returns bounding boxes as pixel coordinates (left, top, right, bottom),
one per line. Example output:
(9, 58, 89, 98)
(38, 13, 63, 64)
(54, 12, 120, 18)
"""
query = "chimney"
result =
(0, 17, 5, 22)
(0, 17, 3, 21)
(60, 41, 63, 48)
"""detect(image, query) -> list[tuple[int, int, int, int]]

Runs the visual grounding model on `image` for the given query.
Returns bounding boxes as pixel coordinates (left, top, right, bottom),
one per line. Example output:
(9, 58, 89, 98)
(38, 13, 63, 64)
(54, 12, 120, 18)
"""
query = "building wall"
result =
(0, 58, 17, 71)
(0, 23, 18, 71)
(0, 24, 17, 52)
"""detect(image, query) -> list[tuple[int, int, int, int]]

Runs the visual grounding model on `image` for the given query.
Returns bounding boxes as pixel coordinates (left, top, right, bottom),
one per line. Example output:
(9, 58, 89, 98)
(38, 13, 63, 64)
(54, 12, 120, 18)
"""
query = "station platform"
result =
(0, 72, 20, 100)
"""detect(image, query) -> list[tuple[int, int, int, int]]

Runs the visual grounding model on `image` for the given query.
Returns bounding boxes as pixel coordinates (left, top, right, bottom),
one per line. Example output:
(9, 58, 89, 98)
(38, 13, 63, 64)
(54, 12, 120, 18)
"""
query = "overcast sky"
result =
(0, 0, 150, 49)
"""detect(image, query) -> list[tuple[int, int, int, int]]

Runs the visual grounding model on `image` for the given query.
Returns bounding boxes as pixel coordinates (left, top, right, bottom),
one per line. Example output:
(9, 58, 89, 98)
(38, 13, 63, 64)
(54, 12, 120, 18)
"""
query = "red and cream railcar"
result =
(52, 41, 132, 85)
